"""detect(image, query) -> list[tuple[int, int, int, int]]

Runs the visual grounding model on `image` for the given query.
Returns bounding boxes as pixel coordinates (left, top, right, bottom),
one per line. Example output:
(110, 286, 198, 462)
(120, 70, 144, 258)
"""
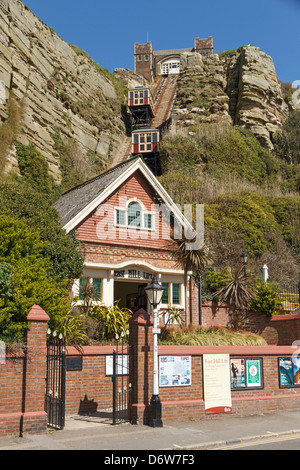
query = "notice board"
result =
(203, 354, 232, 414)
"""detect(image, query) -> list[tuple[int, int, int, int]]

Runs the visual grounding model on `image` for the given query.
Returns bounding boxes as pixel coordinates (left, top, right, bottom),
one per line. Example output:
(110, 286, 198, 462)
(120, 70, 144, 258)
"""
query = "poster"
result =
(231, 358, 263, 389)
(279, 357, 300, 387)
(246, 359, 262, 387)
(278, 357, 294, 387)
(203, 354, 232, 414)
(230, 359, 246, 389)
(292, 357, 300, 385)
(105, 355, 128, 376)
(159, 356, 191, 387)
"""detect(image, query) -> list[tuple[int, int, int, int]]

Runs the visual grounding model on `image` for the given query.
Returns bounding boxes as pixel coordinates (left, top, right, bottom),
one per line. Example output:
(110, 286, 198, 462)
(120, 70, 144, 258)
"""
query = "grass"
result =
(159, 326, 267, 346)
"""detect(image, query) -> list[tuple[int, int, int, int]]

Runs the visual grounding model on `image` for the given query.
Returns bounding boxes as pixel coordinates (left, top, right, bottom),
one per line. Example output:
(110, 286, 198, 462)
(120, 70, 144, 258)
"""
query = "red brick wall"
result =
(200, 302, 300, 346)
(65, 346, 117, 415)
(0, 353, 25, 438)
(76, 170, 178, 253)
(0, 306, 49, 438)
(158, 345, 300, 421)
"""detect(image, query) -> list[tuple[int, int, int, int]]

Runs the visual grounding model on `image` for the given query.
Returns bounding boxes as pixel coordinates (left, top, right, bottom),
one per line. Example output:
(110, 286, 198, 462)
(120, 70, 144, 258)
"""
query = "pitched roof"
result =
(53, 156, 141, 229)
(53, 155, 194, 236)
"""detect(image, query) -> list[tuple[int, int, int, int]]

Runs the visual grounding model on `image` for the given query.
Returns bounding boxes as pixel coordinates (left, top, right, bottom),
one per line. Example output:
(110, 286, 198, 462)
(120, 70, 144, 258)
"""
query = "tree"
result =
(0, 183, 84, 283)
(214, 265, 256, 329)
(0, 212, 70, 339)
(172, 238, 212, 325)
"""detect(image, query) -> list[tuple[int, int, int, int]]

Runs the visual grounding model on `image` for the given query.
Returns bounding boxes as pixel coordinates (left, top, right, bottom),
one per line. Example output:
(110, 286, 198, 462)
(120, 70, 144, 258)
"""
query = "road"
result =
(211, 432, 300, 450)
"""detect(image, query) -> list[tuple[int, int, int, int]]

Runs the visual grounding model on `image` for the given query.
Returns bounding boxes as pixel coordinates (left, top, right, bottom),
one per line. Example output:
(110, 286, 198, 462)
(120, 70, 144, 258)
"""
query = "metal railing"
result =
(277, 283, 300, 313)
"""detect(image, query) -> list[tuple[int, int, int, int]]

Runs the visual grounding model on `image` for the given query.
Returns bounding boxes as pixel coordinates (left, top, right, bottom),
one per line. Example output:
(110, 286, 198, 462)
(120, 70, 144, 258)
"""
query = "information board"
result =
(230, 357, 263, 389)
(203, 354, 232, 414)
(279, 357, 300, 387)
(159, 356, 191, 387)
(105, 355, 129, 376)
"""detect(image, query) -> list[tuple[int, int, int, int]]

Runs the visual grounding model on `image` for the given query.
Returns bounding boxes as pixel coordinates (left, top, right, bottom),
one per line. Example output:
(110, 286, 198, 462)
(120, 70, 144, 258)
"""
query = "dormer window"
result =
(115, 199, 155, 230)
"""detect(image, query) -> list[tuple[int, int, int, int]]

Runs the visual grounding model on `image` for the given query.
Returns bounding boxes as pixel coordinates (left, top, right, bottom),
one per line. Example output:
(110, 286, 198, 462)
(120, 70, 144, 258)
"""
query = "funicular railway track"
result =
(111, 75, 177, 167)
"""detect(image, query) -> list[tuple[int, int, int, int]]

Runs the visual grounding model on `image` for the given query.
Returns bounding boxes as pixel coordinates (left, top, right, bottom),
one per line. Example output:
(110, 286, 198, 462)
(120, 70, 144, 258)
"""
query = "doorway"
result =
(114, 281, 148, 312)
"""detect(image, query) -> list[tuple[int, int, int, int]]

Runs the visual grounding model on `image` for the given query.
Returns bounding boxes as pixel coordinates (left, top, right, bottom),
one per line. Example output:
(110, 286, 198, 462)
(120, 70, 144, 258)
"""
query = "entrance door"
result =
(114, 281, 148, 312)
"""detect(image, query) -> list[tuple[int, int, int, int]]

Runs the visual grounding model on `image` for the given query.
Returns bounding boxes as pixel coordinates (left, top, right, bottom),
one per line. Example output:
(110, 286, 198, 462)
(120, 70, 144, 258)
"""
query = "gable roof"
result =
(53, 155, 194, 235)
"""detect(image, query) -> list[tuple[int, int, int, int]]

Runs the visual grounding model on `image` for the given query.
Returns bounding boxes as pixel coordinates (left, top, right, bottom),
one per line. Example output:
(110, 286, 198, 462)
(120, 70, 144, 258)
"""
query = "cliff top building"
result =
(134, 37, 214, 82)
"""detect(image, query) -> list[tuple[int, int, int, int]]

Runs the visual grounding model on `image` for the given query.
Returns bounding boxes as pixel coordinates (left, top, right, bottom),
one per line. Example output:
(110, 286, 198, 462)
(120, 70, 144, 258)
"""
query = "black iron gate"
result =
(45, 330, 66, 430)
(112, 334, 133, 425)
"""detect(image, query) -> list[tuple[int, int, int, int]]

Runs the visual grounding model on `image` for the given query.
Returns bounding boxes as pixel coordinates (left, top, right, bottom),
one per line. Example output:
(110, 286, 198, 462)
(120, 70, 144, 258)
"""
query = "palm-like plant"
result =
(172, 238, 212, 325)
(214, 265, 256, 329)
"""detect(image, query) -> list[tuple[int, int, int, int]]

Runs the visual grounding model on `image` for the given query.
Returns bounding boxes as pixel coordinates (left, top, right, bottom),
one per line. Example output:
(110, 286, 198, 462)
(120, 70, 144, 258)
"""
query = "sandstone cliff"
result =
(0, 0, 126, 182)
(173, 47, 288, 150)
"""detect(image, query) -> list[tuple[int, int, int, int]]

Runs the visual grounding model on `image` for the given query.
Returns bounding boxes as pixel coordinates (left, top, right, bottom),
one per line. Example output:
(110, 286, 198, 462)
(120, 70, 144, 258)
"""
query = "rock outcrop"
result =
(0, 0, 126, 181)
(173, 46, 288, 149)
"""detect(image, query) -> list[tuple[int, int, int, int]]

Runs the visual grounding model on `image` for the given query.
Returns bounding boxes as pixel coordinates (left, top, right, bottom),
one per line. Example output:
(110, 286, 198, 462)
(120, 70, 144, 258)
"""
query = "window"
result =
(172, 283, 180, 304)
(116, 209, 125, 226)
(137, 55, 142, 61)
(144, 213, 152, 229)
(115, 200, 155, 231)
(144, 54, 149, 61)
(128, 202, 141, 227)
(79, 277, 101, 302)
(161, 283, 169, 304)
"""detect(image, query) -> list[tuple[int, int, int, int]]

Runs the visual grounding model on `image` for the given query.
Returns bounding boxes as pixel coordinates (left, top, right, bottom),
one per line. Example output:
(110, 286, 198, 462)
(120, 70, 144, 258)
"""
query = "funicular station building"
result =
(134, 36, 214, 82)
(54, 156, 198, 325)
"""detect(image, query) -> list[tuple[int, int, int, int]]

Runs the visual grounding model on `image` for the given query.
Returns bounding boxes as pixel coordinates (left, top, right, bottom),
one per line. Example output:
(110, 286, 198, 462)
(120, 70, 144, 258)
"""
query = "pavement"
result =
(1, 410, 300, 451)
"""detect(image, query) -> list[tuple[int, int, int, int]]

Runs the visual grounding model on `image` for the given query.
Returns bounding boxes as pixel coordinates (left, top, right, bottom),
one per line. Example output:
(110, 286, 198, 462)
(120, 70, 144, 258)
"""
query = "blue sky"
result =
(23, 0, 300, 83)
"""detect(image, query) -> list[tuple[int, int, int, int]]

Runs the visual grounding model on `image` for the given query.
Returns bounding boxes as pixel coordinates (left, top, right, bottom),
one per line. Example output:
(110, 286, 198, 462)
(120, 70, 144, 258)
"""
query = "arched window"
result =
(127, 201, 141, 227)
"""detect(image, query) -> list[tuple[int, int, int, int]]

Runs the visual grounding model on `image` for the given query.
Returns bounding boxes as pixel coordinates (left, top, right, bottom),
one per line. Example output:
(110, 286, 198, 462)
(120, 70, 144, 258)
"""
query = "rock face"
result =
(0, 0, 126, 181)
(173, 46, 288, 149)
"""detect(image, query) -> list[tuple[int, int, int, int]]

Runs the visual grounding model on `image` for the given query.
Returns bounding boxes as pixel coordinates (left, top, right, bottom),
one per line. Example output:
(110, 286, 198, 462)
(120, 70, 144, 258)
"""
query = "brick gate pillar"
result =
(128, 308, 153, 425)
(22, 305, 50, 436)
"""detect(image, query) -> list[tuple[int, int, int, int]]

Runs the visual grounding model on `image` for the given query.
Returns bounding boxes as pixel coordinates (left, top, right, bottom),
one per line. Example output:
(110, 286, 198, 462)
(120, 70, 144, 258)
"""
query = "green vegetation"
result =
(0, 212, 71, 340)
(251, 282, 282, 318)
(159, 118, 300, 286)
(159, 326, 266, 346)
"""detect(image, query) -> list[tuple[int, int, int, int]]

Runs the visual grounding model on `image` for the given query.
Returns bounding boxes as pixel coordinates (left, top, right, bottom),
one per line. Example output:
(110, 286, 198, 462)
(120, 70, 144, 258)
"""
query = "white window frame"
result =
(114, 198, 156, 231)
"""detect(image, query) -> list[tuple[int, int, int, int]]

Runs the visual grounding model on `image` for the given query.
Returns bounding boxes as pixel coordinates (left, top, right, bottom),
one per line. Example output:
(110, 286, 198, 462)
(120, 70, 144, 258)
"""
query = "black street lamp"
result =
(144, 274, 166, 428)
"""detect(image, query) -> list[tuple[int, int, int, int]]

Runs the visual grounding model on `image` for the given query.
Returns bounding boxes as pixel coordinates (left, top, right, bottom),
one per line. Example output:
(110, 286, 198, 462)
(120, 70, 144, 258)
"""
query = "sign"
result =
(279, 357, 300, 388)
(105, 355, 128, 376)
(230, 358, 263, 389)
(231, 358, 246, 389)
(67, 356, 83, 371)
(246, 359, 262, 387)
(159, 356, 191, 387)
(203, 354, 232, 414)
(114, 269, 152, 280)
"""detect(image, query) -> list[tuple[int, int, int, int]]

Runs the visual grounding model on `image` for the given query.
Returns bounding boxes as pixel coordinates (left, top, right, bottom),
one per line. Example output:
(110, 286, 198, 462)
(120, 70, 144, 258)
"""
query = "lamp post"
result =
(144, 274, 166, 428)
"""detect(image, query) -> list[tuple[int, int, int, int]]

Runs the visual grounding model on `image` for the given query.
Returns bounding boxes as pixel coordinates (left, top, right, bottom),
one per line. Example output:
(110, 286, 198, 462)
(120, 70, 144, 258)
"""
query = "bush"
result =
(87, 303, 132, 342)
(159, 325, 266, 346)
(251, 282, 281, 317)
(0, 211, 71, 339)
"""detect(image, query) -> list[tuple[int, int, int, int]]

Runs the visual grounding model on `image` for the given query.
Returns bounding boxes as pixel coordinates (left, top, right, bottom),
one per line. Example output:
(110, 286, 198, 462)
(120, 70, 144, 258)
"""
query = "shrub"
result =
(88, 303, 132, 342)
(251, 282, 281, 317)
(0, 211, 71, 339)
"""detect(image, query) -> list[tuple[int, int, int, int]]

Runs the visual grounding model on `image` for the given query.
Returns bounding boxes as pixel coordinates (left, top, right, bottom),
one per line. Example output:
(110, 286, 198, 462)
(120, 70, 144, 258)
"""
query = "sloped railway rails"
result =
(111, 75, 177, 172)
